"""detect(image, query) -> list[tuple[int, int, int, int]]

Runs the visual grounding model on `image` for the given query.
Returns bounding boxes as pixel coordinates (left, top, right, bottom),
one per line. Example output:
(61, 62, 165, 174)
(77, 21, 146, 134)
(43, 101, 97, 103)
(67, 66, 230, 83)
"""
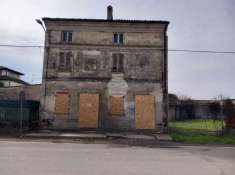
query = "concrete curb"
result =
(22, 131, 172, 142)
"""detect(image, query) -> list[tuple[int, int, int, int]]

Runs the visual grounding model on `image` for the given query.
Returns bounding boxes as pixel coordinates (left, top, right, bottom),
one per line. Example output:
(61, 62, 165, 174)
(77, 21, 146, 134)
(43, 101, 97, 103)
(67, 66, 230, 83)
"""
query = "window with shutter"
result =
(59, 53, 65, 71)
(59, 52, 72, 72)
(112, 54, 124, 73)
(119, 54, 124, 72)
(66, 52, 71, 70)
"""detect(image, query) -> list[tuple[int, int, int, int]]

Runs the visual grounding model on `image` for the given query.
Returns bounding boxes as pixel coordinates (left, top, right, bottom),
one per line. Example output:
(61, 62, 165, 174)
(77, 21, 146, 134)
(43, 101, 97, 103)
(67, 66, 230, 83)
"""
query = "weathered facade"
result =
(0, 84, 41, 101)
(40, 7, 169, 131)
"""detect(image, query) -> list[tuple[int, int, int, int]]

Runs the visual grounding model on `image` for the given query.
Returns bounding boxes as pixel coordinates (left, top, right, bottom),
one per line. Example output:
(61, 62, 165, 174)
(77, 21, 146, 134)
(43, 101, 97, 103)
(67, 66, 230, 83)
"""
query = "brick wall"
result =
(0, 84, 42, 101)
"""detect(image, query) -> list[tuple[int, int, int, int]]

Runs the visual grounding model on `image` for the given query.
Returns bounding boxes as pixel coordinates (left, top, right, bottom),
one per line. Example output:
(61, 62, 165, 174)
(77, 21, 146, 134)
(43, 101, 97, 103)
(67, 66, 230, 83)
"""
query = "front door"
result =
(135, 95, 155, 129)
(78, 93, 99, 128)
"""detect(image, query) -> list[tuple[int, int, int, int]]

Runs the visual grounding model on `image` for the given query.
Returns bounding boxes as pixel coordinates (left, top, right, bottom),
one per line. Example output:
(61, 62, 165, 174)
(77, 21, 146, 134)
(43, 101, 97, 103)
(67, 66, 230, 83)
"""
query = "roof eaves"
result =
(0, 66, 24, 75)
(42, 17, 169, 25)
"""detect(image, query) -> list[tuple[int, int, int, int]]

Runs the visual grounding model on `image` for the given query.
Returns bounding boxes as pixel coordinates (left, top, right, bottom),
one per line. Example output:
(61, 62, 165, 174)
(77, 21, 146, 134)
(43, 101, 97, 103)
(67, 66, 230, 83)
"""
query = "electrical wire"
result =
(0, 44, 235, 54)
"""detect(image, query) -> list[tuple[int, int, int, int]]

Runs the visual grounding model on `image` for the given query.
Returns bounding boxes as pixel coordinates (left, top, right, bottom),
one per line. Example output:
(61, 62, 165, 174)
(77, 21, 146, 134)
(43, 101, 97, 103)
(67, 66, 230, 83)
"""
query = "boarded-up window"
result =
(135, 95, 155, 129)
(59, 52, 72, 72)
(110, 96, 124, 115)
(54, 92, 69, 114)
(112, 54, 124, 73)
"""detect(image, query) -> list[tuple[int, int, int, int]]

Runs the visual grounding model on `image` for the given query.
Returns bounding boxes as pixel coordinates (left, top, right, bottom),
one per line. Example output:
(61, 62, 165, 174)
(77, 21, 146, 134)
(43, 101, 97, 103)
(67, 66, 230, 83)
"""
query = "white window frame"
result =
(113, 33, 124, 45)
(61, 31, 72, 43)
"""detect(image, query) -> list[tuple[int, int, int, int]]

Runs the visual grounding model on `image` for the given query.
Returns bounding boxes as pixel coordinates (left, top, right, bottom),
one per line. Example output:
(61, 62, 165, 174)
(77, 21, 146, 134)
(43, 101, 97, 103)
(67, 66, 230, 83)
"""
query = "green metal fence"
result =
(0, 100, 39, 127)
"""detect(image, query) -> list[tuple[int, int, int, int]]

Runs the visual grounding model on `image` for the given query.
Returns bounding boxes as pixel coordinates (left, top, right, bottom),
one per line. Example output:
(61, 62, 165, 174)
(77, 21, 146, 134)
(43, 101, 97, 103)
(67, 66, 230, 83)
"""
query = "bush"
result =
(223, 99, 235, 128)
(209, 102, 221, 120)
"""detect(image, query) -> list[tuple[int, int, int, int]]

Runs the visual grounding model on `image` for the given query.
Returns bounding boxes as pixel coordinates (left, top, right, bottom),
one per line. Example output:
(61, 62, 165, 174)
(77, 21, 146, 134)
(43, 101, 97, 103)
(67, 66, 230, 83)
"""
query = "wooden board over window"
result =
(54, 92, 69, 114)
(110, 96, 124, 115)
(78, 93, 99, 128)
(135, 95, 155, 129)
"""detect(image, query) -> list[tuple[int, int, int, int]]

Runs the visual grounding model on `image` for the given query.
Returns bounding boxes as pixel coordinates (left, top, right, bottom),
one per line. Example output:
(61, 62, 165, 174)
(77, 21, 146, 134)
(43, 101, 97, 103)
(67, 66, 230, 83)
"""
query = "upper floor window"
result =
(112, 54, 124, 73)
(59, 52, 72, 72)
(61, 31, 72, 43)
(113, 33, 124, 45)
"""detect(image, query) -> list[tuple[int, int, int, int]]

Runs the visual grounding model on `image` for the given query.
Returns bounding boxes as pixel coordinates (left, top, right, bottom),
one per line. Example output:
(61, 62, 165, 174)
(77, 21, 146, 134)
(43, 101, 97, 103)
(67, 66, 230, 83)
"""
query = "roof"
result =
(0, 76, 29, 85)
(0, 66, 24, 75)
(42, 17, 169, 25)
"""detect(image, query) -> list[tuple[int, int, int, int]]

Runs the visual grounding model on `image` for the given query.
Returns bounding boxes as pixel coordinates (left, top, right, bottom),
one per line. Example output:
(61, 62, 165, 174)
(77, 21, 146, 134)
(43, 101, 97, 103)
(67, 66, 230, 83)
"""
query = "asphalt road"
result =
(0, 140, 235, 175)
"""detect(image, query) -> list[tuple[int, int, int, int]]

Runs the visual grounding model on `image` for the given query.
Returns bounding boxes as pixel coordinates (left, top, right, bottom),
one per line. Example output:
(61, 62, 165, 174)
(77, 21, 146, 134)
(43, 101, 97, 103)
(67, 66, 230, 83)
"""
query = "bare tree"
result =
(177, 94, 193, 101)
(209, 101, 221, 121)
(177, 94, 195, 119)
(223, 99, 235, 130)
(212, 94, 228, 134)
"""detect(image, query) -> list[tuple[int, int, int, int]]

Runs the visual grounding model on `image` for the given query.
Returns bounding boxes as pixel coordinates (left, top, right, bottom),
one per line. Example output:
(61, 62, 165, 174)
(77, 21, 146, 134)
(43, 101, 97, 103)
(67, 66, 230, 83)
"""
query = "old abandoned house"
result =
(40, 6, 169, 131)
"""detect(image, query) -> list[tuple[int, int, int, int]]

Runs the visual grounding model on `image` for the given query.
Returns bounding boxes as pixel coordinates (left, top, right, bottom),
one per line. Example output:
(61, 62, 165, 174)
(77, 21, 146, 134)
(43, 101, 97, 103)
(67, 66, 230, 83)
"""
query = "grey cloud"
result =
(0, 0, 234, 99)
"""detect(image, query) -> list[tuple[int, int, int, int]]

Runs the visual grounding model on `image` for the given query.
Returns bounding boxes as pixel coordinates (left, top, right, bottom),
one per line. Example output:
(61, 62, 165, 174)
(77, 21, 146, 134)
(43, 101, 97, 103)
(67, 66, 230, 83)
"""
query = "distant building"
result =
(168, 93, 235, 120)
(0, 66, 29, 87)
(40, 6, 169, 131)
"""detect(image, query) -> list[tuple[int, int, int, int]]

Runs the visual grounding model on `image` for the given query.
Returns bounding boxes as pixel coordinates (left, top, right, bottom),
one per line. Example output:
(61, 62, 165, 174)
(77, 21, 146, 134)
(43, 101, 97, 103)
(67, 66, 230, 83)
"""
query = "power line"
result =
(0, 44, 235, 54)
(0, 44, 43, 48)
(169, 49, 235, 54)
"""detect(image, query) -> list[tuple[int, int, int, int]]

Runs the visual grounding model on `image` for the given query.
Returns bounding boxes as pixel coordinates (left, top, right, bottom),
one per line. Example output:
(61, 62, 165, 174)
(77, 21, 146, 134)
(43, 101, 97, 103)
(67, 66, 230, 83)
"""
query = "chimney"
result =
(107, 5, 113, 20)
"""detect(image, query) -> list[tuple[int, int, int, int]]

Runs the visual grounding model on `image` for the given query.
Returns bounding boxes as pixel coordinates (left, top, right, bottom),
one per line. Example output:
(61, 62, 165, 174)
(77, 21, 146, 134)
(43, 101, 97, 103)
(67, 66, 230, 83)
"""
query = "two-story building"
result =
(40, 6, 169, 132)
(0, 66, 29, 87)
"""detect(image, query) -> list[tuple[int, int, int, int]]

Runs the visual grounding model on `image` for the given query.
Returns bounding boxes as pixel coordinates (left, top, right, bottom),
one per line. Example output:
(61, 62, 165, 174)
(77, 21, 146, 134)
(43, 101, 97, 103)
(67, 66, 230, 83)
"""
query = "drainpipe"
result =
(43, 31, 49, 108)
(163, 25, 169, 130)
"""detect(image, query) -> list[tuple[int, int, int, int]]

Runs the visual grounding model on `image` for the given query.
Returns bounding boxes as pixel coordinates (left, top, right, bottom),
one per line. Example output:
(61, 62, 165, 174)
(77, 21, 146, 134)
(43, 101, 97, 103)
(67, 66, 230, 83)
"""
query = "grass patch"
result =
(169, 119, 235, 144)
(171, 132, 235, 144)
(169, 119, 225, 131)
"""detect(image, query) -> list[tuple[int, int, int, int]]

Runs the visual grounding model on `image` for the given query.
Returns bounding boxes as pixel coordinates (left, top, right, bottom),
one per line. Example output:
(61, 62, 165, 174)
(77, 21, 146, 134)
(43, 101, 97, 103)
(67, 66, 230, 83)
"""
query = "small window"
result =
(59, 52, 72, 72)
(112, 54, 124, 73)
(113, 33, 124, 44)
(62, 31, 72, 43)
(110, 96, 124, 115)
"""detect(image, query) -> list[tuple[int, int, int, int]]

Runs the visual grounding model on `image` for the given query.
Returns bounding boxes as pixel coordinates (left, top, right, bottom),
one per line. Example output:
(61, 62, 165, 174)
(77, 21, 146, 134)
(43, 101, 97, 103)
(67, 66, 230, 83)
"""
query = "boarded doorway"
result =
(54, 92, 69, 115)
(78, 93, 99, 128)
(135, 95, 155, 129)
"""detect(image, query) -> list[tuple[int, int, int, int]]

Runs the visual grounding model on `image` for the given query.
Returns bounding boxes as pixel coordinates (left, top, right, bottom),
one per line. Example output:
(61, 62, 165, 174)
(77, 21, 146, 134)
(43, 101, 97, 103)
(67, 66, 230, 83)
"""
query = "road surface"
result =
(0, 140, 234, 175)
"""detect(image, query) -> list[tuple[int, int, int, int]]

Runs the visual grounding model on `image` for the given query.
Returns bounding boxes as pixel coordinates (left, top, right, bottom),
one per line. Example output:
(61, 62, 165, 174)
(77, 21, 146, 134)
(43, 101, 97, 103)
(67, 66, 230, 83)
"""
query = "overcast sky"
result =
(0, 0, 234, 99)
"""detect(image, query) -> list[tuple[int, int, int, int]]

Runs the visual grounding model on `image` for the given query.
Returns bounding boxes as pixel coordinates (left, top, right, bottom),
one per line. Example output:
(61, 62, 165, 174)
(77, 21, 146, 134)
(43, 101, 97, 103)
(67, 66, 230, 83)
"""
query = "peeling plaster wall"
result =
(0, 85, 41, 101)
(46, 47, 163, 81)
